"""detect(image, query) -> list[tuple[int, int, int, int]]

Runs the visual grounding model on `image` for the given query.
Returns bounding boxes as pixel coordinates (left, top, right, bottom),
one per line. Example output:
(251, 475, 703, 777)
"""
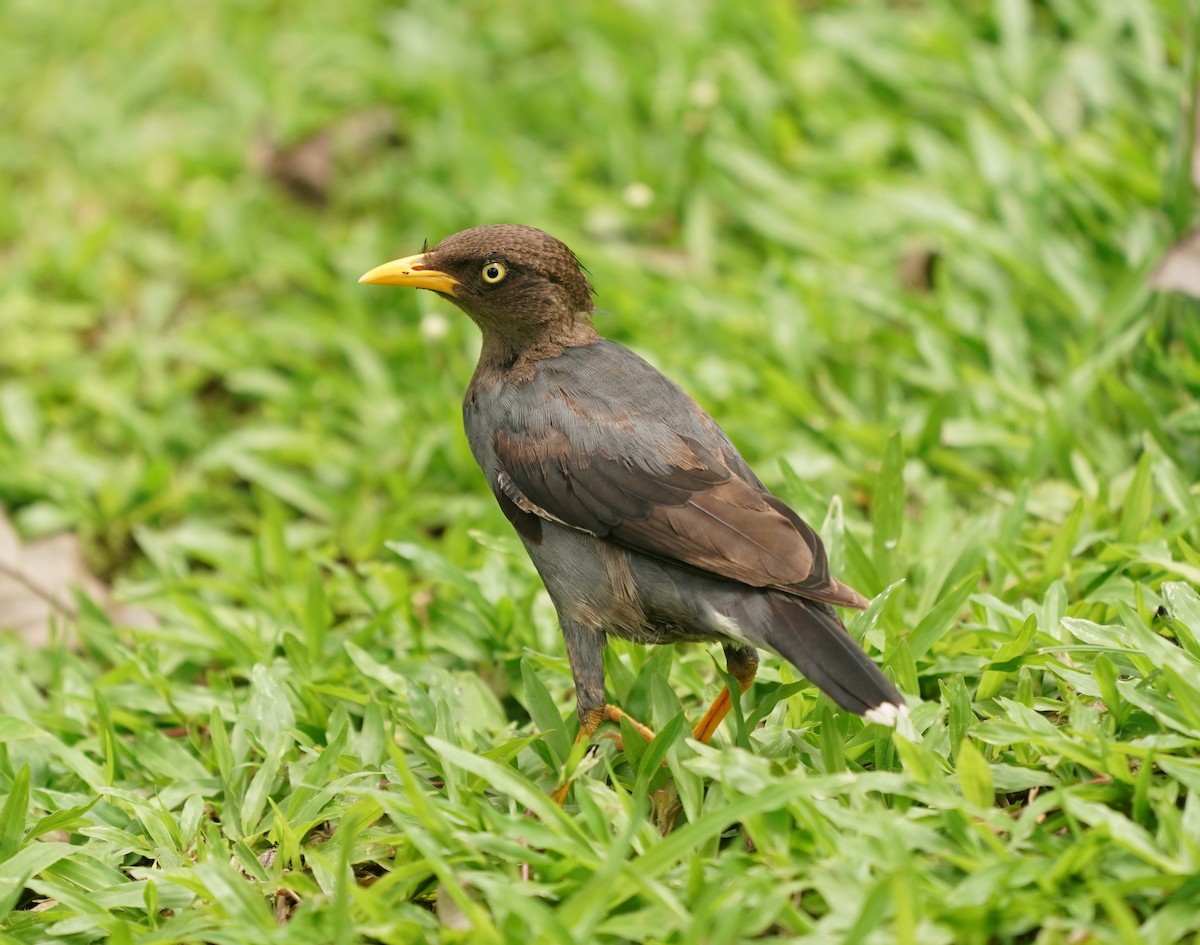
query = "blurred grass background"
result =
(2, 0, 1200, 942)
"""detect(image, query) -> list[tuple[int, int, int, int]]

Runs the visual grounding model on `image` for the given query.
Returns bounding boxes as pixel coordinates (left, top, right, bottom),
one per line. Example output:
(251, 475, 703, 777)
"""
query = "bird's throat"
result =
(476, 317, 600, 383)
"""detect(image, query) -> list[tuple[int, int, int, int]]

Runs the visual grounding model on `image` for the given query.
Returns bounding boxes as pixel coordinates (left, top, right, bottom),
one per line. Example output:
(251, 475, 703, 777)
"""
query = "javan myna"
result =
(361, 225, 905, 774)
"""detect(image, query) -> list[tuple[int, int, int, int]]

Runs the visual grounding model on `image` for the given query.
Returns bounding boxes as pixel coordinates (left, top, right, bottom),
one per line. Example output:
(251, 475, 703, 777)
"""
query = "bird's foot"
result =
(603, 704, 656, 741)
(550, 705, 656, 805)
(549, 781, 572, 806)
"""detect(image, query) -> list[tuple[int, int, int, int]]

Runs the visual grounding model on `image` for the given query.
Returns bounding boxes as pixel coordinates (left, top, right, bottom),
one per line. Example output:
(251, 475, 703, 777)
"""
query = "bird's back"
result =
(465, 337, 761, 490)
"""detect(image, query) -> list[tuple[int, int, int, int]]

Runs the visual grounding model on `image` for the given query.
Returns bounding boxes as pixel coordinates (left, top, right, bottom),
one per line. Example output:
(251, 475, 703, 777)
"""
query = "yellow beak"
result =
(358, 253, 459, 295)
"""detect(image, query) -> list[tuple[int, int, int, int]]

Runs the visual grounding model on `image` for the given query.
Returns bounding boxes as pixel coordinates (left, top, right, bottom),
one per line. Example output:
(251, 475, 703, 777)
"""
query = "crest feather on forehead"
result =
(434, 225, 574, 266)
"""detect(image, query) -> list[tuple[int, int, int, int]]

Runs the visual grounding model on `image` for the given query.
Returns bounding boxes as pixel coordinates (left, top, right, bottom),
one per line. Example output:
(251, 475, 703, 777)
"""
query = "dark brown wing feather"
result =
(494, 429, 868, 610)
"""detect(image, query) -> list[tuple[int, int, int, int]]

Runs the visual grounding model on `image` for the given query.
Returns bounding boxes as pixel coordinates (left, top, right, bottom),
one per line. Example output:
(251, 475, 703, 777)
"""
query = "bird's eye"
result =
(481, 262, 507, 284)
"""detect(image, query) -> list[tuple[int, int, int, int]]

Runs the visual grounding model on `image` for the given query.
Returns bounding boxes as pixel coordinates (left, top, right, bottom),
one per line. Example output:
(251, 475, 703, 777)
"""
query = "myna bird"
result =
(360, 225, 905, 769)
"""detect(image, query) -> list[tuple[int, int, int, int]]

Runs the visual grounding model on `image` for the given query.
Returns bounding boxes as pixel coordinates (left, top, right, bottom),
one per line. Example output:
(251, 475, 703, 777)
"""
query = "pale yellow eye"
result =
(481, 262, 507, 284)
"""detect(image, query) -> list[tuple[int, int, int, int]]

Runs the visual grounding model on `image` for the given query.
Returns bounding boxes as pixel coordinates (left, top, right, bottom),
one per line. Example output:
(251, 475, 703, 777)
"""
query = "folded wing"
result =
(494, 427, 868, 610)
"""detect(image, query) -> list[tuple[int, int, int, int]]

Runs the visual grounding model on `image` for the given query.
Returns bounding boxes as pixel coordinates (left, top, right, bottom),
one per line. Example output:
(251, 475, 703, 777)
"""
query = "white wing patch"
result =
(496, 470, 579, 530)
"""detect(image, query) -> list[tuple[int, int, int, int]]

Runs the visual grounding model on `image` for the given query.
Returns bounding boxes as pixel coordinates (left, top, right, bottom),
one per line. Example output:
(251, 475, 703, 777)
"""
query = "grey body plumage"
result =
(360, 224, 906, 735)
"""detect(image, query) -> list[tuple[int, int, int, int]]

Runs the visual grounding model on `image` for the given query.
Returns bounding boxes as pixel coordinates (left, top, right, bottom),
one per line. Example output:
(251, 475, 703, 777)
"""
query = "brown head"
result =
(359, 225, 595, 348)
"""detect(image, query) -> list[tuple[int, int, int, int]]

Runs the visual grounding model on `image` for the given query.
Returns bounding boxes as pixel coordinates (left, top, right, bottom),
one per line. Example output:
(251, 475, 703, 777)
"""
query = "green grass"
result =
(1, 0, 1199, 941)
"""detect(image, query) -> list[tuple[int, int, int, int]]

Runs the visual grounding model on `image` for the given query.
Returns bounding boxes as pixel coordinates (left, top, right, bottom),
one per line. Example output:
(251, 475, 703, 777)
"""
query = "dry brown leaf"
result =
(898, 244, 941, 293)
(273, 889, 300, 925)
(1192, 83, 1200, 191)
(1147, 85, 1200, 300)
(435, 882, 473, 932)
(0, 507, 155, 645)
(252, 109, 400, 206)
(1149, 229, 1200, 299)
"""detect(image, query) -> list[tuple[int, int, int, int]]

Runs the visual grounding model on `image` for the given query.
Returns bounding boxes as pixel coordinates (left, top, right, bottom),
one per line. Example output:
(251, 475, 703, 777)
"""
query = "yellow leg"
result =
(550, 776, 574, 806)
(551, 703, 657, 805)
(552, 643, 759, 805)
(692, 686, 735, 743)
(691, 645, 759, 744)
(604, 704, 656, 742)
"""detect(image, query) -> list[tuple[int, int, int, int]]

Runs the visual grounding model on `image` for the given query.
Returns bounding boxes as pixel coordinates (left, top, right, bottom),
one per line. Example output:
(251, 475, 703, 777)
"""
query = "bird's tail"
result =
(755, 593, 906, 725)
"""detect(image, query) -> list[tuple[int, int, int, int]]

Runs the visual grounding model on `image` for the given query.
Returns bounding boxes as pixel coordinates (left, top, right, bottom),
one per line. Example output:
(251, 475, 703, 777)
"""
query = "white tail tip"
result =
(863, 701, 908, 727)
